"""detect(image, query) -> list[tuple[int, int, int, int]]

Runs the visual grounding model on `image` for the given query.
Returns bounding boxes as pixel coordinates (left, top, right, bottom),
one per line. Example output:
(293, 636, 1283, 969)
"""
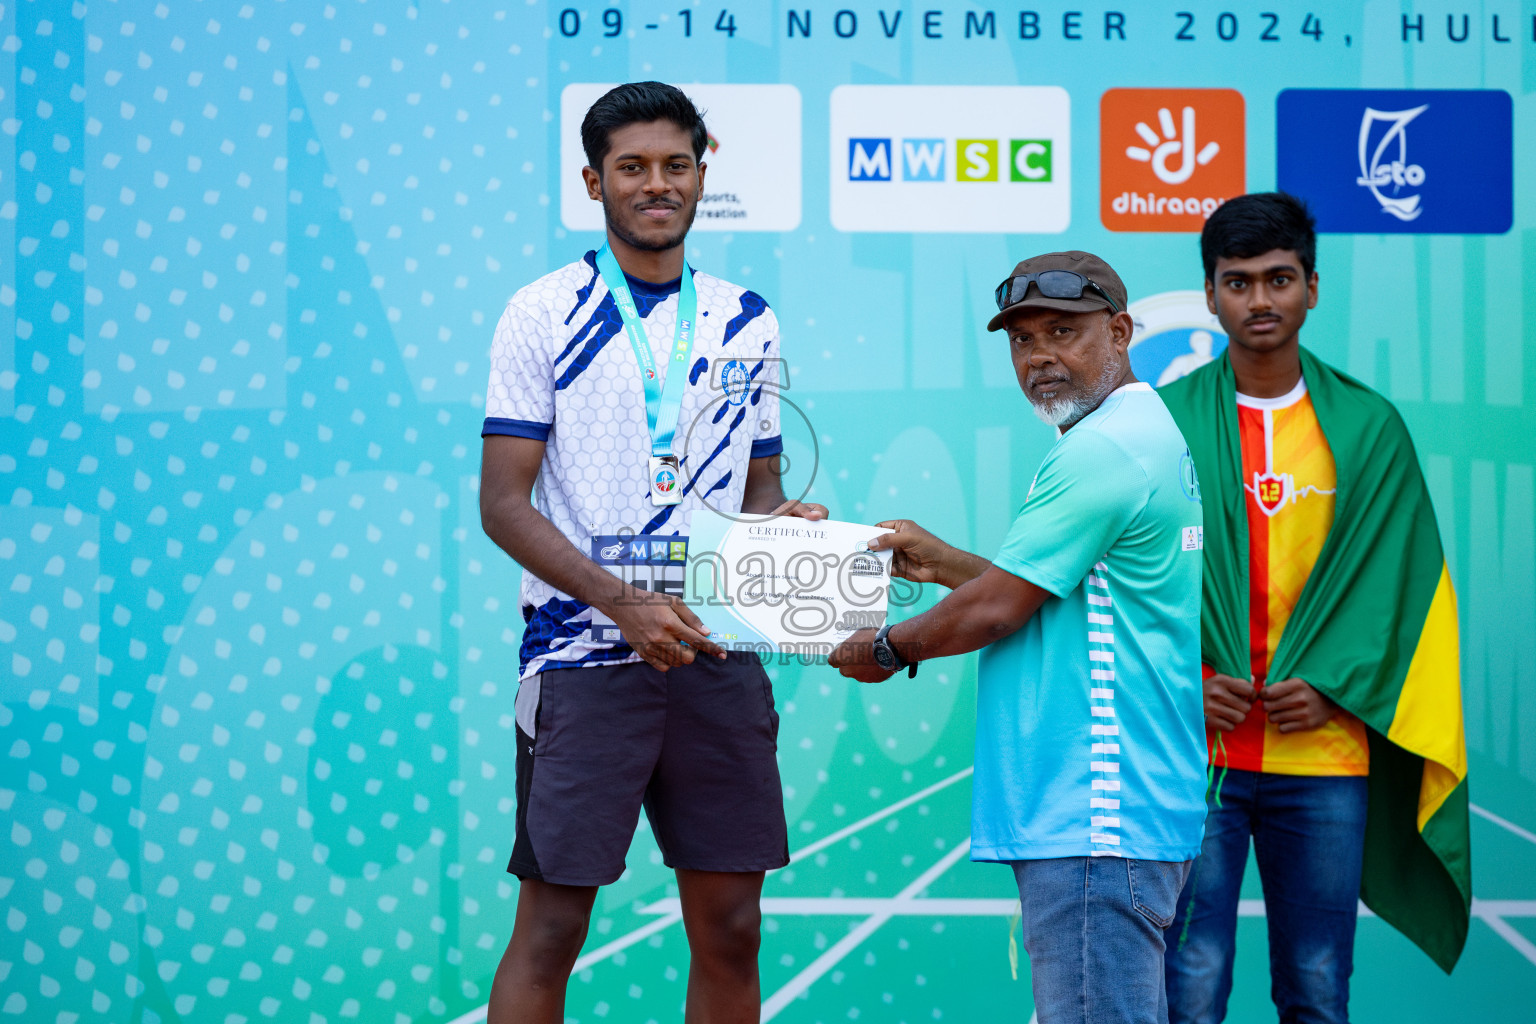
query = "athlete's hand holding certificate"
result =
(682, 508, 895, 657)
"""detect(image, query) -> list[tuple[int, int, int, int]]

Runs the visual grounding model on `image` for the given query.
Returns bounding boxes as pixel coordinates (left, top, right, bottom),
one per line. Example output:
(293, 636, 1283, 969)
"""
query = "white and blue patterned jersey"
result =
(483, 251, 783, 680)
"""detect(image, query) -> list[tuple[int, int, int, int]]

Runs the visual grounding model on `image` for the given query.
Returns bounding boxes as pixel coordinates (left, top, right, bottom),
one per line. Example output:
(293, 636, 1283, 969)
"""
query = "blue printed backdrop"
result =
(1, 3, 1533, 1023)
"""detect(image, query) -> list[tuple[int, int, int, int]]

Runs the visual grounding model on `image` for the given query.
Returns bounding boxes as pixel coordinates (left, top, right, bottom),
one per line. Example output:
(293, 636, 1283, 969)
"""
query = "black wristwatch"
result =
(872, 623, 919, 678)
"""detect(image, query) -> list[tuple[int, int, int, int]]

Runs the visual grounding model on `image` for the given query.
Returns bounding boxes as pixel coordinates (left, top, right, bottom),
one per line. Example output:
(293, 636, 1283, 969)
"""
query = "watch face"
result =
(872, 641, 897, 671)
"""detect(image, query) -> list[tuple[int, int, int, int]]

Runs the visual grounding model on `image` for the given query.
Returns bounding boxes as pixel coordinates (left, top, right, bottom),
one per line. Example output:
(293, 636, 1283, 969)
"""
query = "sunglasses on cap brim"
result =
(993, 270, 1120, 314)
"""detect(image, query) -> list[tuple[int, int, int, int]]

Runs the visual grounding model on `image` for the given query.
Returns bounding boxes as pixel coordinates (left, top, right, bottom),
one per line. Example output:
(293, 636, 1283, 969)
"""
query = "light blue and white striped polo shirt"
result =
(972, 382, 1206, 863)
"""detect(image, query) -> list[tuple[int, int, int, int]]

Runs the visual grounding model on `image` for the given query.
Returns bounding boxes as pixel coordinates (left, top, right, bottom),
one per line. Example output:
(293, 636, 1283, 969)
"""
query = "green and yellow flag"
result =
(1160, 347, 1470, 972)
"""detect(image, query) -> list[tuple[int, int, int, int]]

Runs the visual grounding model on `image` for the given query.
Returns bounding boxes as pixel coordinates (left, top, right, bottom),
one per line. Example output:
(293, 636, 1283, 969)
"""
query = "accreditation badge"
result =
(648, 455, 682, 506)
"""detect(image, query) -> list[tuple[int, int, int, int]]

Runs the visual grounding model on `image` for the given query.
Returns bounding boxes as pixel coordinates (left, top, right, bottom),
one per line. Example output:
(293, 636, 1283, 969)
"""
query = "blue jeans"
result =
(1164, 769, 1369, 1024)
(1013, 857, 1193, 1024)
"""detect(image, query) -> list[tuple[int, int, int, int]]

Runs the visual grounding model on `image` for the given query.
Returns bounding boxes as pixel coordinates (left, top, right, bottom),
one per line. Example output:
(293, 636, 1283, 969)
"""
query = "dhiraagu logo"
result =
(832, 85, 1070, 232)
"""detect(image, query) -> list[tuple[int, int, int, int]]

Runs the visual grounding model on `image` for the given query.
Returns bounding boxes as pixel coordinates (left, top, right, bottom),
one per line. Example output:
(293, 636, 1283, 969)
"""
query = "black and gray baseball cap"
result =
(987, 250, 1129, 332)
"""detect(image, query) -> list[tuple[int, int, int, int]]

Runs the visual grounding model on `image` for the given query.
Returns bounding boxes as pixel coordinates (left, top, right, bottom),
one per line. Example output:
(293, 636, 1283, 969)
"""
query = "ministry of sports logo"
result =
(830, 85, 1071, 233)
(1277, 88, 1512, 234)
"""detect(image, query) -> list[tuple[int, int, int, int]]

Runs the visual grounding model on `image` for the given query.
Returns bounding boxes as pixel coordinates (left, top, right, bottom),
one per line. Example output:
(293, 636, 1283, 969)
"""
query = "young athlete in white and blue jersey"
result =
(478, 83, 825, 1024)
(484, 252, 784, 679)
(832, 251, 1206, 1024)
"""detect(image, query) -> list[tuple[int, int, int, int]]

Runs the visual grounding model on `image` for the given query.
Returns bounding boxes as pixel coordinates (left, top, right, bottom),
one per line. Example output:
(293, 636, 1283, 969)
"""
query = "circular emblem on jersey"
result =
(654, 467, 677, 493)
(1127, 290, 1228, 387)
(1180, 448, 1202, 503)
(721, 359, 750, 406)
(645, 368, 656, 380)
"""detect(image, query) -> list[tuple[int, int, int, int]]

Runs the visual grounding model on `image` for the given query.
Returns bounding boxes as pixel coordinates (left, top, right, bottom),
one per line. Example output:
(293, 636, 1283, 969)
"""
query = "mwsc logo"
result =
(847, 137, 1052, 183)
(831, 86, 1070, 233)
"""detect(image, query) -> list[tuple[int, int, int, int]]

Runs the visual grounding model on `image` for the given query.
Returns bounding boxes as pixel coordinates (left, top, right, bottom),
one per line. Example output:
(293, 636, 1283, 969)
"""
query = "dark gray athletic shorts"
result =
(508, 651, 788, 886)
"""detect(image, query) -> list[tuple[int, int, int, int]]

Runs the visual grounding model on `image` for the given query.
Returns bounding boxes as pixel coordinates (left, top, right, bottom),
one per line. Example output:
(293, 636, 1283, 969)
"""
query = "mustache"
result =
(636, 199, 681, 210)
(1244, 313, 1282, 324)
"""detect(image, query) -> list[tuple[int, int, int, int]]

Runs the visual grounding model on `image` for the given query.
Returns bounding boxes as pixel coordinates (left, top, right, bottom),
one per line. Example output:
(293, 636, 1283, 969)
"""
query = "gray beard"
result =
(1029, 354, 1125, 428)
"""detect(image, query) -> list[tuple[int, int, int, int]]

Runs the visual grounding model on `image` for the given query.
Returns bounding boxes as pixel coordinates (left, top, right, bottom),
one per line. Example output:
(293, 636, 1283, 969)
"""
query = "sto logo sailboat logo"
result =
(1356, 105, 1428, 222)
(1276, 88, 1511, 234)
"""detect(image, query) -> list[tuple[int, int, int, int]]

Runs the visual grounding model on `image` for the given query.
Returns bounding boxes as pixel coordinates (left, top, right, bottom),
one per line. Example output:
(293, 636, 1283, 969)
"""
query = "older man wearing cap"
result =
(831, 251, 1208, 1024)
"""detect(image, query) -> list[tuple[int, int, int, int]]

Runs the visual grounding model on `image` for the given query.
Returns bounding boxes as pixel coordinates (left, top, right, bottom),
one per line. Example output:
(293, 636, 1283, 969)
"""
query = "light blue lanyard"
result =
(595, 244, 699, 459)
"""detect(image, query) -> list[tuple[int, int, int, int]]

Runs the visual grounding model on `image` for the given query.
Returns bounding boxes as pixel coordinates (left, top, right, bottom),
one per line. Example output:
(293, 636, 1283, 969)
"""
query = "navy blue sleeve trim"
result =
(750, 435, 783, 459)
(482, 417, 552, 441)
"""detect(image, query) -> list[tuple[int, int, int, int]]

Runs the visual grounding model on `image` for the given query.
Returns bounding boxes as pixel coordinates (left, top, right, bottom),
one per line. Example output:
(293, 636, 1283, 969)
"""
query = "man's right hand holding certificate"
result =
(829, 518, 1052, 684)
(866, 519, 994, 590)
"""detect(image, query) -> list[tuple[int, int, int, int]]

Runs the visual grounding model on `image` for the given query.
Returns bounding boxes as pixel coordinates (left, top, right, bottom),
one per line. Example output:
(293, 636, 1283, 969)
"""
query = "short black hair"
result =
(580, 81, 708, 171)
(1200, 192, 1317, 282)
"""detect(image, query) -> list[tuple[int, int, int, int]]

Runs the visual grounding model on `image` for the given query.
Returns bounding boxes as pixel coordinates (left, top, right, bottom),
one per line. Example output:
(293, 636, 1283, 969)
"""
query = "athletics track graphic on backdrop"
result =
(440, 765, 1536, 1023)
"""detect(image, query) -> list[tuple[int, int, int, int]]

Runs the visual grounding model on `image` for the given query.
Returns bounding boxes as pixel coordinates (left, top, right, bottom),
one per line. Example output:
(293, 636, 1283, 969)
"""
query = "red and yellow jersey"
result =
(1209, 379, 1370, 776)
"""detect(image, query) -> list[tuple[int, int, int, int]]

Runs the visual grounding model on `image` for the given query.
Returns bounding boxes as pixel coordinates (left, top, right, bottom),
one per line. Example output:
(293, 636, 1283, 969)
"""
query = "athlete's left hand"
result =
(772, 499, 828, 520)
(1261, 677, 1336, 733)
(830, 627, 895, 684)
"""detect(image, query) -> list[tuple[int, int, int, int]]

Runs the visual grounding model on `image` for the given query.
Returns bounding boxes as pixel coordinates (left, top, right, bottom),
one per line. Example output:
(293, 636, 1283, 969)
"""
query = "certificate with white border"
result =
(683, 509, 894, 658)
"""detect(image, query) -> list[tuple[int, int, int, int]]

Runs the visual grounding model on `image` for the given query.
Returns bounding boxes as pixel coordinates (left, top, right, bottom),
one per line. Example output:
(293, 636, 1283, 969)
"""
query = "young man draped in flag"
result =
(1160, 192, 1470, 1024)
